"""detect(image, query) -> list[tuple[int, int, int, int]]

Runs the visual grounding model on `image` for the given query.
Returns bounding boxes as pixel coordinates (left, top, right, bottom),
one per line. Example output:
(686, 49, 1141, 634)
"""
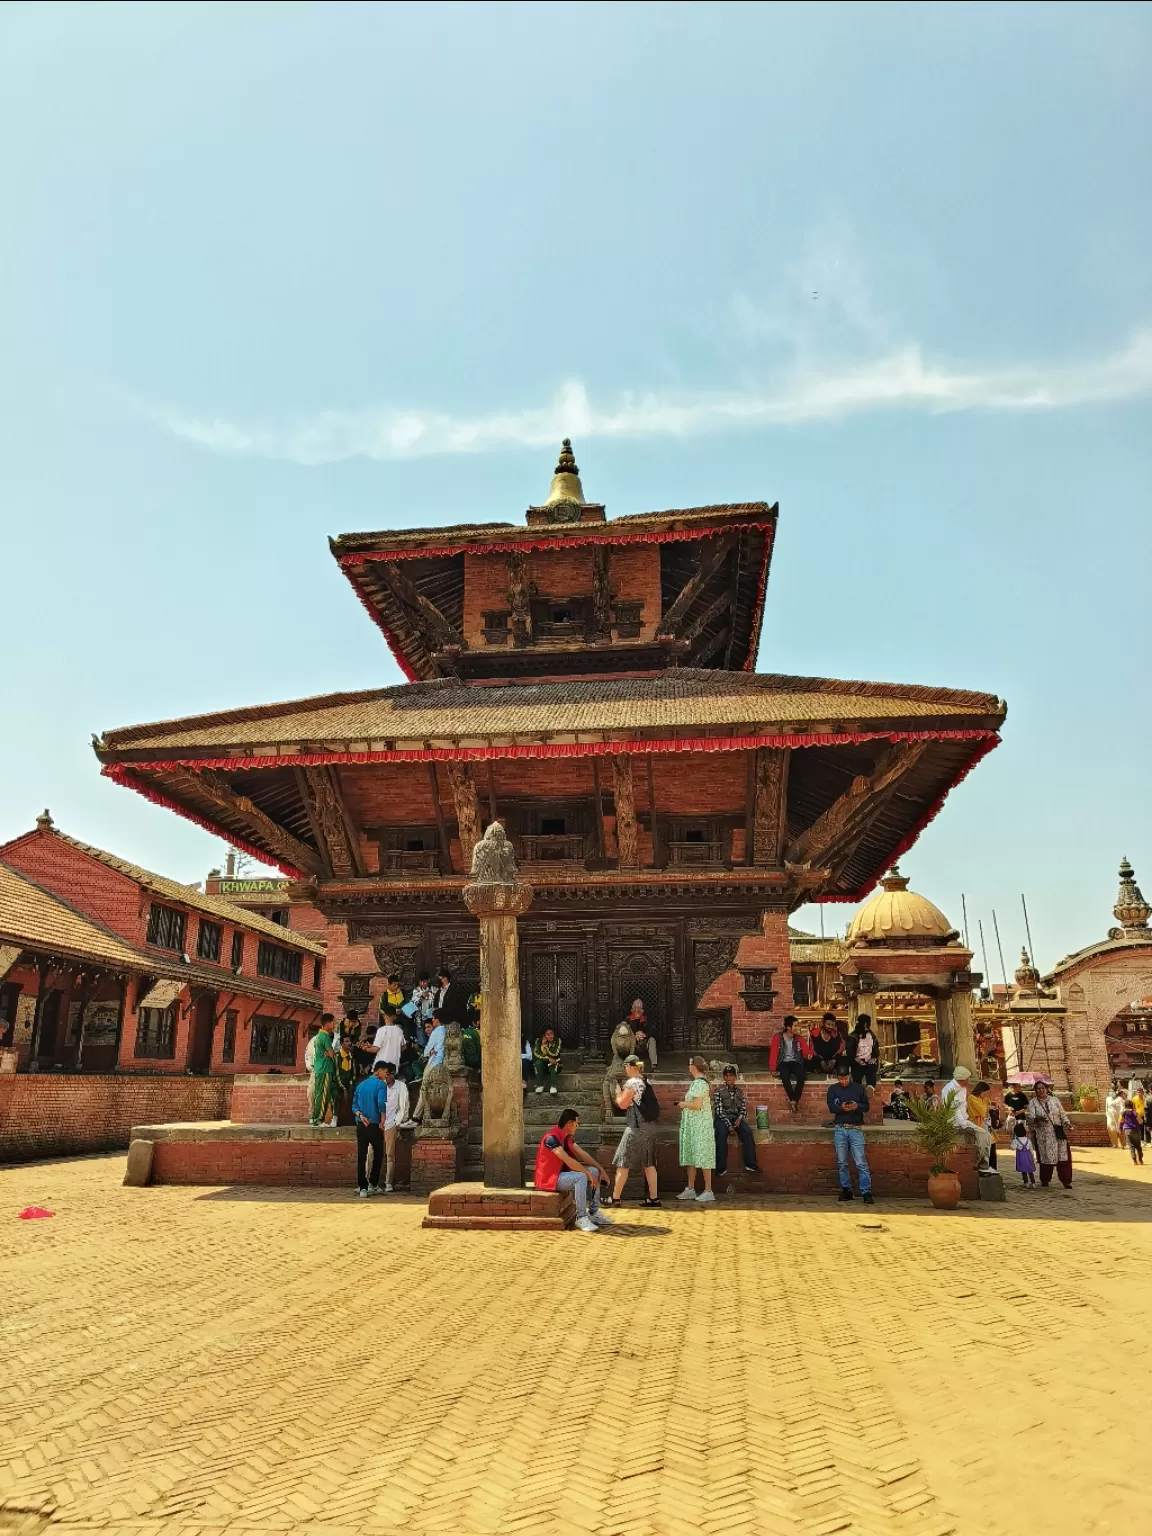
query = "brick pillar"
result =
(462, 836, 533, 1189)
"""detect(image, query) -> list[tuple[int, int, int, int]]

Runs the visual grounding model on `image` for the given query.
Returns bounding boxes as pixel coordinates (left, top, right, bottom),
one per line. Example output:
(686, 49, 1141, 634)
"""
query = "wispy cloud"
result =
(152, 330, 1152, 467)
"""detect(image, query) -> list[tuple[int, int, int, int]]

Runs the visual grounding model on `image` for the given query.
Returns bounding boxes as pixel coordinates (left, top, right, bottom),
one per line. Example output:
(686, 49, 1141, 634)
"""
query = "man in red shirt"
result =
(534, 1109, 612, 1233)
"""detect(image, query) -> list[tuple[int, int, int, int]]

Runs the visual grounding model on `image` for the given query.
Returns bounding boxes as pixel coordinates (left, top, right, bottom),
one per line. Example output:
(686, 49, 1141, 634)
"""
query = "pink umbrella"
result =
(1006, 1071, 1053, 1086)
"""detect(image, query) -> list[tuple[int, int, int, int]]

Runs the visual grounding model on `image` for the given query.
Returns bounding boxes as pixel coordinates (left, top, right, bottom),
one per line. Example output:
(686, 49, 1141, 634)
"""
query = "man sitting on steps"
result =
(534, 1109, 613, 1233)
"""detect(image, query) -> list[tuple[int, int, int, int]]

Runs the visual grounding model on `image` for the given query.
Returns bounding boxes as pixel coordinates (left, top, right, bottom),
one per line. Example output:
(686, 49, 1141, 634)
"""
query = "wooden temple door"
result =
(524, 948, 583, 1050)
(187, 993, 216, 1075)
(609, 949, 669, 1049)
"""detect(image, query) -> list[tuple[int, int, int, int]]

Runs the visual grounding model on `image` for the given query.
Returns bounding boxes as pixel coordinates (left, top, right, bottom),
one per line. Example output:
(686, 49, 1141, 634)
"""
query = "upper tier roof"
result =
(329, 447, 777, 680)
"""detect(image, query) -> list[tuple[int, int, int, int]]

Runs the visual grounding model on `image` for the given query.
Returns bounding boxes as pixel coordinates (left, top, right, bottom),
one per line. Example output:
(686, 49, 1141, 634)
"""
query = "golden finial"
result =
(544, 438, 586, 507)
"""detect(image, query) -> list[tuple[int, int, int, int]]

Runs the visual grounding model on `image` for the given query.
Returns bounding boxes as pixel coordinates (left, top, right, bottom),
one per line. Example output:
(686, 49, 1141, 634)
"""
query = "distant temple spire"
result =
(543, 438, 587, 507)
(1014, 945, 1040, 994)
(1114, 857, 1152, 936)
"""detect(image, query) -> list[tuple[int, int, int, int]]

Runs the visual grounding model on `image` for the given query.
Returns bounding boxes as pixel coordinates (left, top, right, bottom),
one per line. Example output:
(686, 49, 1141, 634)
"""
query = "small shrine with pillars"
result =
(94, 443, 1006, 1057)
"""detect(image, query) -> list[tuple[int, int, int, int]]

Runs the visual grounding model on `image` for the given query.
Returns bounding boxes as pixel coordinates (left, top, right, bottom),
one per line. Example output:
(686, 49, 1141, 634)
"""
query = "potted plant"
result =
(1077, 1084, 1100, 1114)
(909, 1091, 963, 1208)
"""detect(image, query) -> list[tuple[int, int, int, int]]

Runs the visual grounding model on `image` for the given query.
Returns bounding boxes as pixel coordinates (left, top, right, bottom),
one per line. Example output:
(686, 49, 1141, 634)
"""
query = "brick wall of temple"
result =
(1054, 946, 1152, 1091)
(0, 1073, 231, 1163)
(3, 831, 147, 944)
(460, 544, 663, 648)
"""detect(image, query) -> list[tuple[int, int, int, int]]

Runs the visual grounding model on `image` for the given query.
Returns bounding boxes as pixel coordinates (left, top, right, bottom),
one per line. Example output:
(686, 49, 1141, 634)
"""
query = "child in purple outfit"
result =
(1121, 1101, 1144, 1165)
(1011, 1118, 1037, 1186)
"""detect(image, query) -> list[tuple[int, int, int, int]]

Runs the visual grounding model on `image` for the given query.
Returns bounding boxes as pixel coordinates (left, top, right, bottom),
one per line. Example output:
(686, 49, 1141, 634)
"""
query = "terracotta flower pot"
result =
(927, 1171, 962, 1209)
(1080, 1096, 1099, 1114)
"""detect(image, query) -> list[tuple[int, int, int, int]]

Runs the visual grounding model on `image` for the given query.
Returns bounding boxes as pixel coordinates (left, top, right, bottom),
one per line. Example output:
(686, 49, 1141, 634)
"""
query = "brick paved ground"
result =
(1, 1148, 1146, 1536)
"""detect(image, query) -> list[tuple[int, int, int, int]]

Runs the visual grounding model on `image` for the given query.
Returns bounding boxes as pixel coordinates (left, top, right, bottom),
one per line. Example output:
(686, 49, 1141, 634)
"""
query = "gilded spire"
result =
(1014, 945, 1040, 993)
(1114, 857, 1152, 935)
(543, 438, 586, 507)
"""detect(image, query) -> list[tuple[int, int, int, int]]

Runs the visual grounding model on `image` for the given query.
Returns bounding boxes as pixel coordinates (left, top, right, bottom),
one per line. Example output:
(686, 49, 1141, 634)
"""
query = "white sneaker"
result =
(534, 1086, 544, 1094)
(549, 1086, 557, 1095)
(367, 1185, 381, 1197)
(695, 1191, 717, 1204)
(358, 1189, 369, 1199)
(576, 1216, 599, 1233)
(677, 1187, 698, 1201)
(591, 1212, 614, 1226)
(384, 1183, 394, 1194)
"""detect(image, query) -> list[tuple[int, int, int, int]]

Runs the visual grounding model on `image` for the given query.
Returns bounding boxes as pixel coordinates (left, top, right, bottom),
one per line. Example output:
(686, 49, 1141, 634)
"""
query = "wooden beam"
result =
(681, 587, 733, 650)
(426, 762, 453, 873)
(611, 754, 639, 871)
(293, 766, 364, 878)
(751, 747, 790, 866)
(378, 561, 465, 651)
(591, 759, 606, 861)
(191, 769, 324, 877)
(785, 743, 931, 870)
(446, 762, 482, 871)
(656, 535, 734, 638)
(695, 625, 731, 668)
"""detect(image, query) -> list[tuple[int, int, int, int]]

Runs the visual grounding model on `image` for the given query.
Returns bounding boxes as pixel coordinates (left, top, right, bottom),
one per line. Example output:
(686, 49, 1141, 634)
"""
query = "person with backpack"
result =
(608, 1055, 662, 1208)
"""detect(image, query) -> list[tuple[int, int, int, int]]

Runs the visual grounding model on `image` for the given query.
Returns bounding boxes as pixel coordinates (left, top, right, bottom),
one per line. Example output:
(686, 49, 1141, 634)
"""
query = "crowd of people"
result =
(1106, 1079, 1152, 1165)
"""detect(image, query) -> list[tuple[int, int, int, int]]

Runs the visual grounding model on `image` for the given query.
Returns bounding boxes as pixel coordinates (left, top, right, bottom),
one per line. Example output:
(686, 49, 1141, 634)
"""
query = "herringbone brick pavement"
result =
(0, 1149, 1147, 1536)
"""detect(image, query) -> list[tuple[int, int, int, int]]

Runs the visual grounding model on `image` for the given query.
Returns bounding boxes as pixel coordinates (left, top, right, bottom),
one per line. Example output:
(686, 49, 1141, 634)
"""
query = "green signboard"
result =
(218, 879, 291, 896)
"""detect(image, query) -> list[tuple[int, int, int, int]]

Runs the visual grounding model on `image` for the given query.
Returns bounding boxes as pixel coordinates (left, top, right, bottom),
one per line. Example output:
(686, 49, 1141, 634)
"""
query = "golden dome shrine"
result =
(845, 868, 958, 946)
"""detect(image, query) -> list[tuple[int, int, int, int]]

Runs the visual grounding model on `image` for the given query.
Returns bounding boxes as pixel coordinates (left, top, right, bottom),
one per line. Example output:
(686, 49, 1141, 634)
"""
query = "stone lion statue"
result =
(601, 1021, 637, 1121)
(469, 821, 519, 885)
(414, 1058, 455, 1129)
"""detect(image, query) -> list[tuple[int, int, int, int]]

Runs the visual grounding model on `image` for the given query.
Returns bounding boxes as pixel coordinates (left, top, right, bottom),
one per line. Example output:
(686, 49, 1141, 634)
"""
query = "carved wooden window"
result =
(482, 610, 511, 645)
(613, 600, 643, 638)
(530, 596, 591, 641)
(341, 974, 372, 1010)
(196, 920, 222, 964)
(146, 904, 186, 952)
(230, 930, 245, 971)
(135, 1005, 177, 1059)
(375, 825, 440, 875)
(513, 802, 592, 864)
(256, 941, 304, 986)
(666, 818, 725, 868)
(249, 1014, 298, 1066)
(312, 958, 323, 992)
(792, 971, 816, 1007)
(221, 1009, 238, 1063)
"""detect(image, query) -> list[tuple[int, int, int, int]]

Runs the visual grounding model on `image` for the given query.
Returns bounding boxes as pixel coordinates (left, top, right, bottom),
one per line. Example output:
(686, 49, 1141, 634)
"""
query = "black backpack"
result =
(639, 1082, 661, 1123)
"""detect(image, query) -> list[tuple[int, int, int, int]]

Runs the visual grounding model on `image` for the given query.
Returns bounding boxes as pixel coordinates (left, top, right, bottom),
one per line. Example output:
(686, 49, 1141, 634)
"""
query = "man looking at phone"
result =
(826, 1057, 874, 1204)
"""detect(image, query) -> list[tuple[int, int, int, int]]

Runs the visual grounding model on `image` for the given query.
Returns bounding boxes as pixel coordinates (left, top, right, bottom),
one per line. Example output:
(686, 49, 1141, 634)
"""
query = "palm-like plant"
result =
(909, 1089, 961, 1176)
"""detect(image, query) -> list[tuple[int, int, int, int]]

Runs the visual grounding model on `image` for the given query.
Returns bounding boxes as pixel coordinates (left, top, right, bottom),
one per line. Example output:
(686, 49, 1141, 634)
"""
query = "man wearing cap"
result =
(713, 1066, 759, 1176)
(941, 1065, 994, 1171)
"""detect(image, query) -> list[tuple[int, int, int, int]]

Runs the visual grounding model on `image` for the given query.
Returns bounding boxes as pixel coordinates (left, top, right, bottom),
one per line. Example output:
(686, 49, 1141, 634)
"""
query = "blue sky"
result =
(1, 1, 1149, 974)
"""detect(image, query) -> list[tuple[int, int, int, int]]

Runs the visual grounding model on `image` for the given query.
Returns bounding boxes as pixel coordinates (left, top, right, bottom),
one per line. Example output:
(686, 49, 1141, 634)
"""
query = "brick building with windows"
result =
(0, 814, 326, 1076)
(92, 443, 1005, 1064)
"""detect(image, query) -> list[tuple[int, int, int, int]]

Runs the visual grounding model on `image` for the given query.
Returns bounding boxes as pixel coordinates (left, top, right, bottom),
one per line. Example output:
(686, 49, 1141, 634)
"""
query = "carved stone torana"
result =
(507, 551, 532, 647)
(691, 935, 742, 1005)
(188, 769, 323, 877)
(592, 545, 613, 638)
(469, 821, 520, 885)
(446, 762, 483, 868)
(751, 748, 789, 866)
(610, 754, 639, 870)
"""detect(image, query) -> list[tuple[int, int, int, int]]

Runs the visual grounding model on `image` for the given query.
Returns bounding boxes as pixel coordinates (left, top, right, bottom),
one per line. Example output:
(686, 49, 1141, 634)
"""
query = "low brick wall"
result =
(231, 1074, 311, 1125)
(0, 1075, 232, 1164)
(141, 1122, 413, 1188)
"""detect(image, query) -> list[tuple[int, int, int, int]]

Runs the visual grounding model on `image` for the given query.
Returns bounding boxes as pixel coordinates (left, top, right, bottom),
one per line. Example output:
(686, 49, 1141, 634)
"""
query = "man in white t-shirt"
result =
(379, 1061, 410, 1193)
(372, 1007, 407, 1076)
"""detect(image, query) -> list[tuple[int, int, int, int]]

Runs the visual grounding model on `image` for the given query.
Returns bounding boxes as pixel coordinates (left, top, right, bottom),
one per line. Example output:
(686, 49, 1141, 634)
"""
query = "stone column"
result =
(463, 832, 533, 1188)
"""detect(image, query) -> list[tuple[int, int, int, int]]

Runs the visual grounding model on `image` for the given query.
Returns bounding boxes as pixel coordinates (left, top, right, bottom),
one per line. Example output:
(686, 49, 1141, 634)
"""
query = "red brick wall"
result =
(3, 830, 148, 945)
(461, 544, 663, 648)
(231, 1075, 312, 1124)
(0, 1074, 231, 1162)
(696, 911, 792, 1049)
(149, 1131, 414, 1188)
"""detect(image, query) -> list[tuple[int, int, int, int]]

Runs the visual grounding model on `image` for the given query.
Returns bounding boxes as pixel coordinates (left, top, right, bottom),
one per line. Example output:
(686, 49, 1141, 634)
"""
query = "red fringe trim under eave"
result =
(743, 524, 774, 672)
(337, 522, 776, 565)
(100, 728, 999, 775)
(103, 768, 306, 879)
(344, 574, 420, 682)
(817, 734, 1002, 905)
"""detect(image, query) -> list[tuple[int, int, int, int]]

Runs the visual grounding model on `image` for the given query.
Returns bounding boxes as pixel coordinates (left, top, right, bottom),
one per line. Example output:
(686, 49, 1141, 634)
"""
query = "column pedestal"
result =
(462, 879, 533, 1189)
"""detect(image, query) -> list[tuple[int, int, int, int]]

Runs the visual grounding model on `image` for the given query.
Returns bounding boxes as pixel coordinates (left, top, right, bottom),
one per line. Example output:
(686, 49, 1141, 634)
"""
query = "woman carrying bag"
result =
(1026, 1081, 1074, 1189)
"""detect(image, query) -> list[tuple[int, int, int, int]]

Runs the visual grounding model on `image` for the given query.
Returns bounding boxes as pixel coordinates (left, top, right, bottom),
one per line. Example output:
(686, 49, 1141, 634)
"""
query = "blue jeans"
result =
(714, 1116, 759, 1174)
(555, 1168, 602, 1220)
(833, 1125, 871, 1194)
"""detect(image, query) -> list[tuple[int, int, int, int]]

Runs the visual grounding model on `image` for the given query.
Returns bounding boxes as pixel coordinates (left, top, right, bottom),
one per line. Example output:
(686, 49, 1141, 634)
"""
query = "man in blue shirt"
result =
(826, 1058, 874, 1204)
(423, 1008, 448, 1070)
(351, 1062, 390, 1197)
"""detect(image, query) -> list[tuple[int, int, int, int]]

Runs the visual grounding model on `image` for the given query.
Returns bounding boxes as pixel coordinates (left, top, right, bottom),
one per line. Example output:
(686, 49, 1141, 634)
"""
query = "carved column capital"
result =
(462, 882, 534, 920)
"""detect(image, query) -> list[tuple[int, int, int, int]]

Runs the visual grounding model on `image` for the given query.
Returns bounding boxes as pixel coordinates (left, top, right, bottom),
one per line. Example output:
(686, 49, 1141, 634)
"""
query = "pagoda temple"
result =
(93, 443, 1006, 1058)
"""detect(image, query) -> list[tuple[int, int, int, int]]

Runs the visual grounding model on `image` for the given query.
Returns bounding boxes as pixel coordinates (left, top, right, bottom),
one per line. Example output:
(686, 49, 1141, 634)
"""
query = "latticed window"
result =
(197, 920, 222, 963)
(146, 904, 186, 952)
(230, 930, 245, 971)
(249, 1014, 298, 1066)
(312, 958, 323, 992)
(135, 1006, 177, 1059)
(256, 941, 303, 986)
(221, 1009, 238, 1064)
(792, 972, 816, 1007)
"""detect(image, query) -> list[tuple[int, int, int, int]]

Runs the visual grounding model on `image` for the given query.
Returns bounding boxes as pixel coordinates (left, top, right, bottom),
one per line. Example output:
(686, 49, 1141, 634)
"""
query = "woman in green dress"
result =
(677, 1056, 716, 1203)
(309, 1023, 336, 1126)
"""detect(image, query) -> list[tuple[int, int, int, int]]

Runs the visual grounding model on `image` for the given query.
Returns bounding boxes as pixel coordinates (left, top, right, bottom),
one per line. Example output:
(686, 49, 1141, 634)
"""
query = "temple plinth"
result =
(462, 827, 533, 1187)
